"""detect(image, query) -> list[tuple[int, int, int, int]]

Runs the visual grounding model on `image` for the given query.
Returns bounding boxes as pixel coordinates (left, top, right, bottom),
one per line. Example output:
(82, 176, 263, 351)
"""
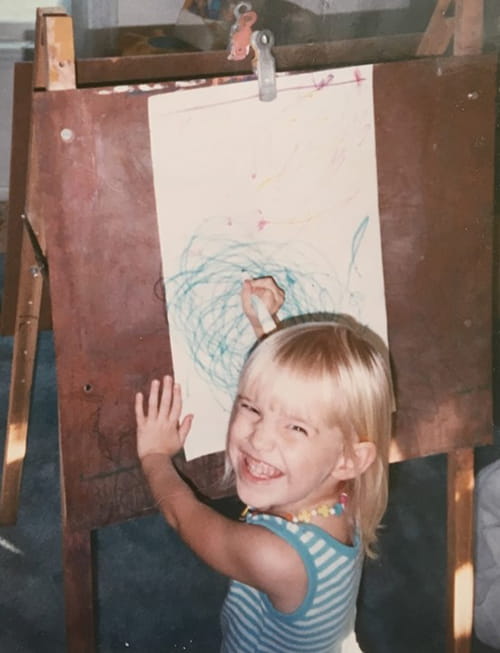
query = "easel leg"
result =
(454, 0, 484, 55)
(447, 448, 475, 653)
(416, 0, 455, 56)
(0, 227, 44, 524)
(63, 523, 96, 653)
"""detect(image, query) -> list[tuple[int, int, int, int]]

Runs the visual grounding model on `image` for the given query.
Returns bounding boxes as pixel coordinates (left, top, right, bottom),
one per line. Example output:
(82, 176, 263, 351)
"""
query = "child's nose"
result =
(249, 419, 274, 451)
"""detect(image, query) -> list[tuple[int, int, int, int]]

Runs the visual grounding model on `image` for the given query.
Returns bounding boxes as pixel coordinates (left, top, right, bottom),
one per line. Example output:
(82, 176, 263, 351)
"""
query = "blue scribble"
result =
(348, 215, 369, 281)
(164, 217, 369, 401)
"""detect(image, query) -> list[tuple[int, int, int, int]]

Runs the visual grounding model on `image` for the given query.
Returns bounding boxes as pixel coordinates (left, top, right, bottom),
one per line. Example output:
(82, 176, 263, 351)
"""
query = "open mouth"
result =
(242, 454, 283, 481)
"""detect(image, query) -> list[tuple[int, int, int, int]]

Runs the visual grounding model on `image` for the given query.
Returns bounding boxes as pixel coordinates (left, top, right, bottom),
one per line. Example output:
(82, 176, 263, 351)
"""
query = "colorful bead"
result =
(295, 509, 312, 523)
(243, 497, 347, 524)
(317, 504, 332, 518)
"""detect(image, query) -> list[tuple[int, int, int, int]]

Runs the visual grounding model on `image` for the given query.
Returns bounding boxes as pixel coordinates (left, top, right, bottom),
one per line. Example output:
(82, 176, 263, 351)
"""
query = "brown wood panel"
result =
(76, 33, 421, 86)
(62, 526, 95, 653)
(29, 87, 170, 530)
(375, 54, 495, 461)
(27, 54, 495, 530)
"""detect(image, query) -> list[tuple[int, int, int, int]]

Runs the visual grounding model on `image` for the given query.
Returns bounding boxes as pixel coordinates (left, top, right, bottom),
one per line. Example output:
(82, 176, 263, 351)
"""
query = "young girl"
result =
(136, 279, 393, 652)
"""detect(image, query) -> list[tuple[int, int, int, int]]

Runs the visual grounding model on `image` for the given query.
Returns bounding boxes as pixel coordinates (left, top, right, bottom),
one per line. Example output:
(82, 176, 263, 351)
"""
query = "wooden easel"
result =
(0, 3, 493, 652)
(415, 3, 486, 651)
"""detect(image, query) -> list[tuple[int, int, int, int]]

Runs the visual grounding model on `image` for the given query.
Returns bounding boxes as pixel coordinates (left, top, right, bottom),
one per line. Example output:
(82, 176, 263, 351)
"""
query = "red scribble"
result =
(354, 69, 364, 85)
(257, 219, 270, 231)
(314, 73, 334, 91)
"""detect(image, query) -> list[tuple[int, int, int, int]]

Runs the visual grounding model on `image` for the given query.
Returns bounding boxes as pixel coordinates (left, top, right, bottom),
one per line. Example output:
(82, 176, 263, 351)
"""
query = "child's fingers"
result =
(178, 414, 194, 445)
(147, 379, 161, 417)
(169, 381, 183, 420)
(158, 375, 173, 418)
(254, 284, 284, 314)
(242, 277, 285, 317)
(240, 280, 254, 314)
(135, 392, 145, 425)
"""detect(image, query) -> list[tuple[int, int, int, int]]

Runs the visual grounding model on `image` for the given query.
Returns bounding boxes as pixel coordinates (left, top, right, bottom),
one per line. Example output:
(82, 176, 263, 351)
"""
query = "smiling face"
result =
(227, 371, 347, 515)
(227, 319, 392, 555)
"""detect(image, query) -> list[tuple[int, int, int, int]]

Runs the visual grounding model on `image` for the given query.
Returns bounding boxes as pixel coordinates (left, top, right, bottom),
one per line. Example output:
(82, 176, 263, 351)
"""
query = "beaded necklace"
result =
(241, 492, 348, 524)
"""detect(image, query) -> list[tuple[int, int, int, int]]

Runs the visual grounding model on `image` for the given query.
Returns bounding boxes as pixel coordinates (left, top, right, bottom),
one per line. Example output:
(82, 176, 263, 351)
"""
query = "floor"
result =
(1, 211, 500, 652)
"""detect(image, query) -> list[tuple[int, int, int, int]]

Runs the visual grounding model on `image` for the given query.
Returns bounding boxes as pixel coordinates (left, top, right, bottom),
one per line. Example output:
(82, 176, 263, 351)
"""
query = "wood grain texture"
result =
(417, 0, 455, 56)
(62, 525, 96, 653)
(0, 229, 44, 524)
(454, 0, 484, 56)
(375, 55, 495, 462)
(446, 448, 475, 653)
(76, 33, 422, 85)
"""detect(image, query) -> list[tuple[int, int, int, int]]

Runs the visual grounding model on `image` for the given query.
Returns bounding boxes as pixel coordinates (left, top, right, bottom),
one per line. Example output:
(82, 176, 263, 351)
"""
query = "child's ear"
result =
(333, 442, 376, 480)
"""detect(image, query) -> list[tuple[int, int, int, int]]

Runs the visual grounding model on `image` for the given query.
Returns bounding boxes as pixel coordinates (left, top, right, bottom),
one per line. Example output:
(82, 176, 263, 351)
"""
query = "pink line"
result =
(169, 74, 367, 114)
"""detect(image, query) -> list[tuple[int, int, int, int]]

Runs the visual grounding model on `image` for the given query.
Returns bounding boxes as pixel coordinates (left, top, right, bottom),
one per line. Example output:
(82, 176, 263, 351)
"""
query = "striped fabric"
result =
(220, 513, 363, 653)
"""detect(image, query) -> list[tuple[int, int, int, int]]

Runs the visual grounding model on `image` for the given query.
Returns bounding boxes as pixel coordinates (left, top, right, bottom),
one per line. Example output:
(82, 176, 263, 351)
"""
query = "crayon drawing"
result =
(148, 65, 387, 459)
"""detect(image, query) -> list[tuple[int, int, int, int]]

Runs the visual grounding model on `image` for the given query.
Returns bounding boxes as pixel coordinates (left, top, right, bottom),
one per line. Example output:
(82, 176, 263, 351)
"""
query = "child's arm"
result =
(136, 376, 306, 612)
(241, 276, 284, 337)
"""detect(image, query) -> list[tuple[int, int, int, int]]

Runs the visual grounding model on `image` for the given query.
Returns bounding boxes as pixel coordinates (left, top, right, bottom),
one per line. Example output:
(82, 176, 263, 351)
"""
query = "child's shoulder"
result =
(246, 512, 360, 558)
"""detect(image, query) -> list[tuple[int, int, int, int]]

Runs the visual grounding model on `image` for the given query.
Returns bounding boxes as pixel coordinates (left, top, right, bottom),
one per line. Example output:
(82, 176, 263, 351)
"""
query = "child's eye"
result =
(290, 424, 308, 436)
(240, 400, 260, 415)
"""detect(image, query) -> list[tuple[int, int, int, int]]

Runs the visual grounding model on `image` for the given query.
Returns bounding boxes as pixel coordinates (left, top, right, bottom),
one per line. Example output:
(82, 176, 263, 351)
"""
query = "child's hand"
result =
(241, 276, 285, 336)
(135, 376, 193, 460)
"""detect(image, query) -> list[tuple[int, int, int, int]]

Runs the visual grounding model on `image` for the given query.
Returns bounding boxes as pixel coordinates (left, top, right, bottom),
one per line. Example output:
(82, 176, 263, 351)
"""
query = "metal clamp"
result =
(228, 2, 257, 61)
(251, 29, 277, 102)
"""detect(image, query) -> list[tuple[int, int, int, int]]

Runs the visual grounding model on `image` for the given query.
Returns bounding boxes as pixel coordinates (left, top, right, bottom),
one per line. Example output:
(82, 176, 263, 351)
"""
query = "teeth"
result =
(245, 456, 282, 479)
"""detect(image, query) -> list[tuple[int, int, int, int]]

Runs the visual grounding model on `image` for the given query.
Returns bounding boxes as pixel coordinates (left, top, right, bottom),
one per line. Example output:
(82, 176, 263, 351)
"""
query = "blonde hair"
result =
(231, 316, 393, 557)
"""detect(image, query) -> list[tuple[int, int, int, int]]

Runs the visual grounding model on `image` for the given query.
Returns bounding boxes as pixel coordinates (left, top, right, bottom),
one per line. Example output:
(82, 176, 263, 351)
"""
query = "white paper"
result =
(149, 65, 387, 460)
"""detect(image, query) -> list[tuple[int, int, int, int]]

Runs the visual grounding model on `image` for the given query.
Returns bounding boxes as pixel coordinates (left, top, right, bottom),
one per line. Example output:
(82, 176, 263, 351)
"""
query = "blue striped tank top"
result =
(220, 512, 363, 653)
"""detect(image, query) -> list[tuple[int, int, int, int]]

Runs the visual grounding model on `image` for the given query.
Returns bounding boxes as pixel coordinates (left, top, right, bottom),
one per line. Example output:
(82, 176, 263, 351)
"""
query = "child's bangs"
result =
(239, 361, 345, 429)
